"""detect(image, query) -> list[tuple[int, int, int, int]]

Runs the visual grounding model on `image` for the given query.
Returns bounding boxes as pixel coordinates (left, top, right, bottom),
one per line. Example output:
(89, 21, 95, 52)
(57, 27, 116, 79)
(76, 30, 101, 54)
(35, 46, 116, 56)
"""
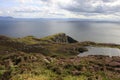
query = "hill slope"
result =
(0, 33, 120, 80)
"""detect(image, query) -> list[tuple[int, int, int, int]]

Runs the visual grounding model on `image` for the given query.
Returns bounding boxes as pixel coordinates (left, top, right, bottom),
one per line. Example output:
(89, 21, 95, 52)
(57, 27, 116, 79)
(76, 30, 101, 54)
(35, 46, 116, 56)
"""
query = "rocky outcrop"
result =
(0, 35, 10, 40)
(41, 33, 78, 43)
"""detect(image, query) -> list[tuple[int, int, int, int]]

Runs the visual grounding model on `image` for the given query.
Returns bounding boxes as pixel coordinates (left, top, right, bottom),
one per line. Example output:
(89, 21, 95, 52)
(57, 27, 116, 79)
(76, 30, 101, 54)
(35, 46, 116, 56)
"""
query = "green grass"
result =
(63, 75, 87, 80)
(0, 70, 6, 78)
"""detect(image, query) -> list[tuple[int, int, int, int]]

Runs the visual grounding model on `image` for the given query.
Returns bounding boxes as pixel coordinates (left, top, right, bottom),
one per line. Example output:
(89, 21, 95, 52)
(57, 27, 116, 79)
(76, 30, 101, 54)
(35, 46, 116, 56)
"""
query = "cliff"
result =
(41, 33, 78, 43)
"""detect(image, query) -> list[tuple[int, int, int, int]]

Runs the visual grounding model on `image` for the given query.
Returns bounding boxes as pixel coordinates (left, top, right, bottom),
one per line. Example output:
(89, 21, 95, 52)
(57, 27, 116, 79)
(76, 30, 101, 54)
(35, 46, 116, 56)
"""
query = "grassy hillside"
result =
(0, 33, 120, 80)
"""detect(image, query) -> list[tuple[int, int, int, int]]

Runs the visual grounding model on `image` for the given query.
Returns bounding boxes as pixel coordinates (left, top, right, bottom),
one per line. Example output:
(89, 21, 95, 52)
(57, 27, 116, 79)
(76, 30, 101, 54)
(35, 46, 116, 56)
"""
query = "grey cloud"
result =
(59, 0, 98, 13)
(58, 0, 120, 14)
(40, 0, 51, 3)
(14, 10, 41, 13)
(102, 0, 114, 2)
(49, 13, 65, 16)
(41, 0, 50, 2)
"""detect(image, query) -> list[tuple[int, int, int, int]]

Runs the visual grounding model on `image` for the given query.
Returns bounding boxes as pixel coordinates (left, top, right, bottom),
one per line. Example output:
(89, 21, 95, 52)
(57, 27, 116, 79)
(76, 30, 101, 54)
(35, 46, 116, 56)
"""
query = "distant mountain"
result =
(15, 18, 120, 23)
(0, 16, 119, 23)
(0, 16, 13, 20)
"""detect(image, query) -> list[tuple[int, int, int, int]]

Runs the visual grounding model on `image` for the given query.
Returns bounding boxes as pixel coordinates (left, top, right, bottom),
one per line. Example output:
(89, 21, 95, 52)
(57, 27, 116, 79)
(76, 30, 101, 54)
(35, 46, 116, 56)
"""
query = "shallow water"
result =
(79, 47, 120, 57)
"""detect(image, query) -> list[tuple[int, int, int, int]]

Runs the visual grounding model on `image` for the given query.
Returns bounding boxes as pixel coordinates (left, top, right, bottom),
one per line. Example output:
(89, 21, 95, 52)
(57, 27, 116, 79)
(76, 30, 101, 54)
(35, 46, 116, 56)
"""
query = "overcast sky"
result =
(0, 0, 120, 20)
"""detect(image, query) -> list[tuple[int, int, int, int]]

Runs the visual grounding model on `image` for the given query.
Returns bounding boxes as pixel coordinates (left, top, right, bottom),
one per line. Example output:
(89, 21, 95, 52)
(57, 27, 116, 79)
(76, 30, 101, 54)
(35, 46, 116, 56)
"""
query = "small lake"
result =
(79, 47, 120, 57)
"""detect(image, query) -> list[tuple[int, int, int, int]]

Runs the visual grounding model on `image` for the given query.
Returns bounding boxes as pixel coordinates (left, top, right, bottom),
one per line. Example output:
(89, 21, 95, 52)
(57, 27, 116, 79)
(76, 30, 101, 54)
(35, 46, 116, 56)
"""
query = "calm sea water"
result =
(0, 19, 120, 44)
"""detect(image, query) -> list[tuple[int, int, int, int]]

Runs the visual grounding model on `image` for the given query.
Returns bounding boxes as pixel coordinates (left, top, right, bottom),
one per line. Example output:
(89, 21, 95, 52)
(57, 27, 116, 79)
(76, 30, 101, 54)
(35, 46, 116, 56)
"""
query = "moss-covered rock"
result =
(41, 33, 78, 43)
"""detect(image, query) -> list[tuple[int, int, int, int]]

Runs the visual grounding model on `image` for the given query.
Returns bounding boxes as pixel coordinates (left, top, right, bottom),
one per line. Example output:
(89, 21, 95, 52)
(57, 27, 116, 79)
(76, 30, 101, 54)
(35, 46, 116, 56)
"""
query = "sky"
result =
(0, 0, 120, 20)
